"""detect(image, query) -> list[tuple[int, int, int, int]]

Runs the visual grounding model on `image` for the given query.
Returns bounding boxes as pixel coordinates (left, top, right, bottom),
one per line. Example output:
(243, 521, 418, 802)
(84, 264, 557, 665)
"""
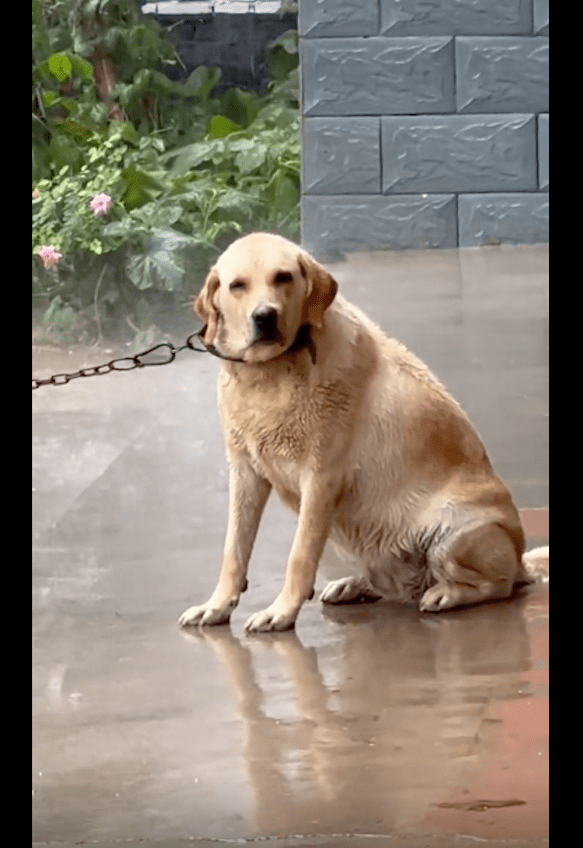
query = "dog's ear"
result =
(298, 252, 338, 330)
(194, 268, 220, 344)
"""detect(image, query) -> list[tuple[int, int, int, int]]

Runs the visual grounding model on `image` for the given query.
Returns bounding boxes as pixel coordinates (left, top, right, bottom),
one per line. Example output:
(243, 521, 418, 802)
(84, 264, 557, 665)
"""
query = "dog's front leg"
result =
(179, 459, 271, 627)
(245, 471, 339, 633)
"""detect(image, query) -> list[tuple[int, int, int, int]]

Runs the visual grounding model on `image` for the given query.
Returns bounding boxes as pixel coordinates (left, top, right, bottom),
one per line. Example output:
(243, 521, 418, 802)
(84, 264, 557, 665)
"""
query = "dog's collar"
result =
(196, 324, 316, 365)
(285, 323, 317, 364)
(195, 329, 245, 363)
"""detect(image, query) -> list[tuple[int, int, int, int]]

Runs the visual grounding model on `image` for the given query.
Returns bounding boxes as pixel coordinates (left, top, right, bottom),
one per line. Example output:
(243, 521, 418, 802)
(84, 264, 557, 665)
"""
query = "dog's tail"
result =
(516, 546, 549, 584)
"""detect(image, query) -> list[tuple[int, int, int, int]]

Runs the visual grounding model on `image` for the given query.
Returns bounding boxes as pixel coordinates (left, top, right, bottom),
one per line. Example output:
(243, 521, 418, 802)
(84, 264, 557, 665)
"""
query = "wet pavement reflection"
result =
(33, 245, 548, 847)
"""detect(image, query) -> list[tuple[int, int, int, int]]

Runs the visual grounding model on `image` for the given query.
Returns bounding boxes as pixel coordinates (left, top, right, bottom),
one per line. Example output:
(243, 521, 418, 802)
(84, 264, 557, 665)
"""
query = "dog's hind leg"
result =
(320, 576, 382, 605)
(419, 522, 519, 613)
(419, 577, 514, 612)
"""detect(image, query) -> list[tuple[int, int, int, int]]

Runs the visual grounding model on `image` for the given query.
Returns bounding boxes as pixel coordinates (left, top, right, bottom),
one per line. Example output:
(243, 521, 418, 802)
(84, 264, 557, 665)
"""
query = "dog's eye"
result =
(274, 271, 293, 285)
(229, 280, 246, 292)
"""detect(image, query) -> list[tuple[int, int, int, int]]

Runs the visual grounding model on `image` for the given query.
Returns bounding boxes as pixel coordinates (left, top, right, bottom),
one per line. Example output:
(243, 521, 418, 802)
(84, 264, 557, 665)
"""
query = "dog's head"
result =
(194, 233, 337, 363)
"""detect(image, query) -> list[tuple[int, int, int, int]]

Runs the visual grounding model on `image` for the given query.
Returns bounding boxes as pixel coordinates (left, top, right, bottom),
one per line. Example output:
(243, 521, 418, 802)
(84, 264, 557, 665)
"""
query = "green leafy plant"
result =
(33, 0, 181, 181)
(33, 1, 300, 345)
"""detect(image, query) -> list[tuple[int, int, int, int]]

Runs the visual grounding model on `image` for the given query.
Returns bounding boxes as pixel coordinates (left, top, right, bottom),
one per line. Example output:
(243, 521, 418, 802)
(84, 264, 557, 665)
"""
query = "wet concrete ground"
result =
(33, 245, 548, 848)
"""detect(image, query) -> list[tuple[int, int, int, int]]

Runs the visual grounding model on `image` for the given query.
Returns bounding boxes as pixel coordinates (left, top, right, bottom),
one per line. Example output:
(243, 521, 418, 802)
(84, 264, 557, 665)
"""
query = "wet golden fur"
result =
(179, 233, 548, 632)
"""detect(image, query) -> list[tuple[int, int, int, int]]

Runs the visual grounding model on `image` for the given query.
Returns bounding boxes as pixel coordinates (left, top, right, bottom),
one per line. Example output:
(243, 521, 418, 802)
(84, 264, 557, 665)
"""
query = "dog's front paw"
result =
(178, 599, 235, 627)
(244, 599, 299, 633)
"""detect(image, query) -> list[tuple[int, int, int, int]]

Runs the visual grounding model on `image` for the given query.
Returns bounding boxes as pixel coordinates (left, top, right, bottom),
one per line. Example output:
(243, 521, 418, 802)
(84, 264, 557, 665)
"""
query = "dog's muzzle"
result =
(250, 306, 283, 344)
(194, 321, 315, 364)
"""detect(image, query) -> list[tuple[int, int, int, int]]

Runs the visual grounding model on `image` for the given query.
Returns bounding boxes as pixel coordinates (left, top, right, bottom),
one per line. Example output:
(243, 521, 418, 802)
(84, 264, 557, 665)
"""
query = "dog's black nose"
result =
(251, 306, 279, 341)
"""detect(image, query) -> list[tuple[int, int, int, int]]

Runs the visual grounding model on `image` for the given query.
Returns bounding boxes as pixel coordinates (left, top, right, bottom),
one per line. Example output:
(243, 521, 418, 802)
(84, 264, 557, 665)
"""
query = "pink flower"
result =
(32, 188, 40, 199)
(89, 193, 113, 217)
(36, 245, 63, 269)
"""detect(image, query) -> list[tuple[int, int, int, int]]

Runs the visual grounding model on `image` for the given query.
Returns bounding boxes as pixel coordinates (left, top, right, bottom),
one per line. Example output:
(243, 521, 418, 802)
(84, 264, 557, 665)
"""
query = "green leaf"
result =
(218, 88, 260, 128)
(126, 246, 183, 292)
(70, 55, 94, 81)
(152, 205, 183, 228)
(43, 297, 76, 334)
(185, 66, 221, 100)
(48, 135, 83, 173)
(227, 138, 255, 152)
(102, 221, 131, 238)
(125, 229, 203, 291)
(115, 71, 152, 107)
(41, 89, 60, 107)
(207, 115, 241, 139)
(235, 144, 267, 175)
(149, 69, 180, 96)
(150, 137, 165, 153)
(212, 187, 258, 216)
(162, 141, 218, 174)
(55, 119, 94, 143)
(266, 171, 300, 219)
(266, 31, 299, 82)
(115, 121, 140, 145)
(268, 30, 298, 55)
(267, 46, 298, 82)
(48, 52, 72, 82)
(122, 166, 165, 209)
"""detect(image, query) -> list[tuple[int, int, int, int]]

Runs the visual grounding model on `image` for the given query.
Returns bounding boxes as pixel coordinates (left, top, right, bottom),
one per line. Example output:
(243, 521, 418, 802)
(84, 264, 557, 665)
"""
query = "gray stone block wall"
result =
(300, 0, 549, 255)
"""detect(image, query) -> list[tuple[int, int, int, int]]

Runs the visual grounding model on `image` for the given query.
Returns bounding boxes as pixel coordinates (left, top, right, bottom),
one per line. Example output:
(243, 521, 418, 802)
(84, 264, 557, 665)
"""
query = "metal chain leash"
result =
(32, 331, 208, 390)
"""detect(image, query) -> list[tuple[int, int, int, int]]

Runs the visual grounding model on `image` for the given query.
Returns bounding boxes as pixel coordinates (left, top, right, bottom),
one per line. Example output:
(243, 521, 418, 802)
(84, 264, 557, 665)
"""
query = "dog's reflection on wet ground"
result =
(181, 590, 542, 837)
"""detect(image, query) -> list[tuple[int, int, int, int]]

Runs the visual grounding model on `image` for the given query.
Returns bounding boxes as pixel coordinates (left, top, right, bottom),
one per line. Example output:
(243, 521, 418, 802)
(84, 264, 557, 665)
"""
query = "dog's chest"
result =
(231, 409, 307, 511)
(226, 399, 311, 466)
(219, 372, 322, 501)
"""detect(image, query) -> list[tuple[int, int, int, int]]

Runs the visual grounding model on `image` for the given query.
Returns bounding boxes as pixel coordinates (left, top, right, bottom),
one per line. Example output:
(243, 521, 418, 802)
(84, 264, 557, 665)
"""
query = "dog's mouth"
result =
(195, 327, 246, 362)
(196, 329, 283, 362)
(250, 329, 285, 347)
(197, 323, 314, 364)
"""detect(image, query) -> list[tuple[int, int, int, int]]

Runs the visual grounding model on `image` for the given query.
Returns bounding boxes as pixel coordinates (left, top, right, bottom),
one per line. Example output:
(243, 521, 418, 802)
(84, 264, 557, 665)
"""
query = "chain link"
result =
(32, 332, 208, 390)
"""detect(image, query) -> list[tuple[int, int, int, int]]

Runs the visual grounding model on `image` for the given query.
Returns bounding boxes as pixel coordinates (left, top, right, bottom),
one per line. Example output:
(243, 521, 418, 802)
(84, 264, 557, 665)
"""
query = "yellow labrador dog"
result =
(179, 233, 548, 632)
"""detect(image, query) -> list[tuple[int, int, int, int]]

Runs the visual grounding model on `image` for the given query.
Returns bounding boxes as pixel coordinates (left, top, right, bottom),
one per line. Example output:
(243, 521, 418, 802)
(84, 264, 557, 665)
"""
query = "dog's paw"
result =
(420, 583, 464, 612)
(320, 576, 381, 605)
(178, 601, 234, 627)
(244, 600, 299, 633)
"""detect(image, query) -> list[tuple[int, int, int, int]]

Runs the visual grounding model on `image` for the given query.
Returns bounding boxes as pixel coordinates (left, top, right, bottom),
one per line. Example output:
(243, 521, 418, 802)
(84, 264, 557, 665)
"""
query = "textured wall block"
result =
(381, 115, 537, 193)
(302, 118, 380, 194)
(456, 37, 549, 114)
(458, 194, 549, 246)
(300, 0, 378, 38)
(534, 0, 549, 35)
(538, 114, 549, 191)
(380, 0, 532, 36)
(301, 37, 454, 116)
(301, 195, 457, 256)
